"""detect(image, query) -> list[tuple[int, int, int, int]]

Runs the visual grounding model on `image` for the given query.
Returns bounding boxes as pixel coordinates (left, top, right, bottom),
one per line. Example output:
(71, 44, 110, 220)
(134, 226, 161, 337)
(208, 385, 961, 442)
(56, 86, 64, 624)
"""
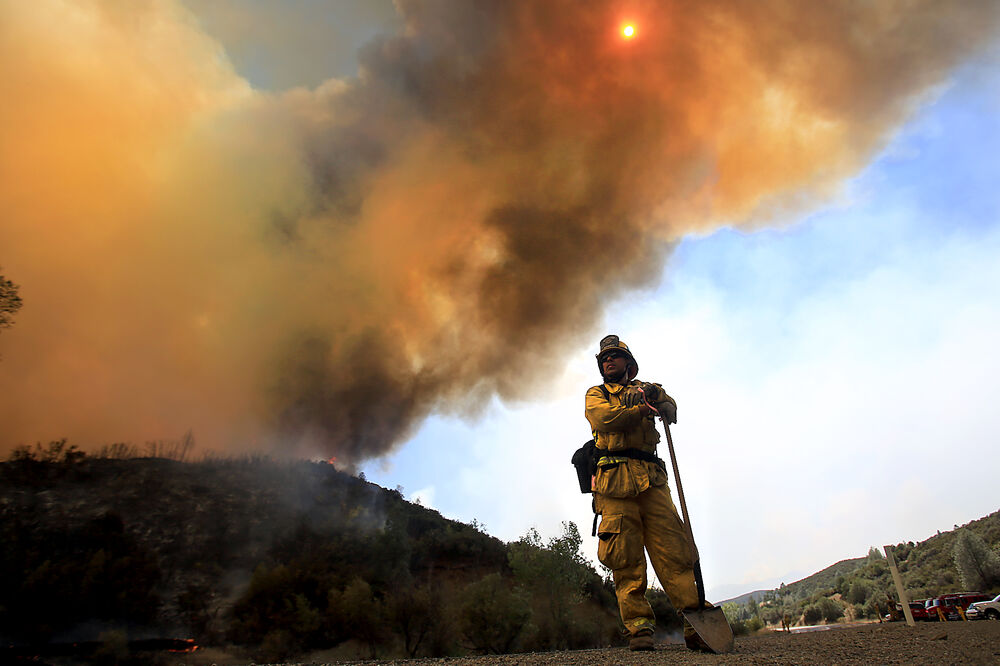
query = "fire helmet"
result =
(596, 334, 638, 380)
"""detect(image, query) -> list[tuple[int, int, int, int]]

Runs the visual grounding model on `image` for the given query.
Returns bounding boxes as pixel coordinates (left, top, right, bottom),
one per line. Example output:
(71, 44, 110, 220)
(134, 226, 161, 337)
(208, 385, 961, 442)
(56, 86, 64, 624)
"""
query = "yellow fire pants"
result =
(595, 482, 699, 635)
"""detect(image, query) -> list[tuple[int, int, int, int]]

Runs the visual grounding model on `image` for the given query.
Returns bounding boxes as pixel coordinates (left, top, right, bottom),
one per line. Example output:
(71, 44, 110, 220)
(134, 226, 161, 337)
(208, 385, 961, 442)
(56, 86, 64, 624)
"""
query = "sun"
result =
(622, 24, 636, 39)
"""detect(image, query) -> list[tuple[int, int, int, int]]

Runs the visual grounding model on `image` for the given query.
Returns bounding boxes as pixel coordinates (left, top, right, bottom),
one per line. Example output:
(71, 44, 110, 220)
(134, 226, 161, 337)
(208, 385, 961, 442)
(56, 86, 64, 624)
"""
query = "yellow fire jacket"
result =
(585, 380, 676, 498)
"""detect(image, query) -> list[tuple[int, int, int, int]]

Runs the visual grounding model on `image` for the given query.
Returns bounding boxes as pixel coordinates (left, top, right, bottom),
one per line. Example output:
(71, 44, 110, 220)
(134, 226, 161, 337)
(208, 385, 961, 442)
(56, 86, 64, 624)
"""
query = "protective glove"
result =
(622, 386, 645, 408)
(637, 382, 663, 403)
(654, 396, 677, 424)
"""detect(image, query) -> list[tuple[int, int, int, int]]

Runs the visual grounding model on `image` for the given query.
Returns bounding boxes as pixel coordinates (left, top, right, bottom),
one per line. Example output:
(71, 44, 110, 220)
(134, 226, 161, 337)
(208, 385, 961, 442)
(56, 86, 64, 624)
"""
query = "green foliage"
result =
(0, 268, 22, 331)
(847, 580, 872, 604)
(721, 602, 750, 636)
(338, 578, 385, 658)
(952, 529, 1000, 591)
(802, 603, 823, 624)
(862, 593, 887, 619)
(748, 511, 1000, 632)
(459, 573, 532, 654)
(818, 597, 845, 622)
(507, 521, 618, 651)
(722, 596, 764, 635)
(508, 522, 592, 647)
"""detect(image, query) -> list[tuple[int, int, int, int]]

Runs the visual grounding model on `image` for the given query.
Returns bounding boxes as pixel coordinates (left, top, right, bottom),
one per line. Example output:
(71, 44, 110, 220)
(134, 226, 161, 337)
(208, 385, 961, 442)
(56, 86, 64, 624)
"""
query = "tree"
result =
(459, 573, 531, 654)
(818, 597, 845, 622)
(952, 529, 1000, 591)
(0, 269, 22, 330)
(802, 604, 823, 625)
(721, 602, 750, 636)
(847, 580, 871, 604)
(508, 522, 591, 647)
(386, 583, 443, 657)
(337, 578, 385, 658)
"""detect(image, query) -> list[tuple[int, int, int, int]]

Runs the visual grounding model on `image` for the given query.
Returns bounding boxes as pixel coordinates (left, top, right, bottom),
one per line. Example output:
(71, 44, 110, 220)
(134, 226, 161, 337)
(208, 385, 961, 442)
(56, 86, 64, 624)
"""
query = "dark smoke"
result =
(263, 0, 1000, 461)
(1, 0, 998, 464)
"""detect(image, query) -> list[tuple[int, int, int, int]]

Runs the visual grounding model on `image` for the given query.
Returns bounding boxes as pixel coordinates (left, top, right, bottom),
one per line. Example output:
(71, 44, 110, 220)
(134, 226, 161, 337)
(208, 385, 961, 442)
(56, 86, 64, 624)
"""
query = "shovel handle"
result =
(662, 421, 707, 609)
(639, 389, 706, 606)
(662, 424, 693, 546)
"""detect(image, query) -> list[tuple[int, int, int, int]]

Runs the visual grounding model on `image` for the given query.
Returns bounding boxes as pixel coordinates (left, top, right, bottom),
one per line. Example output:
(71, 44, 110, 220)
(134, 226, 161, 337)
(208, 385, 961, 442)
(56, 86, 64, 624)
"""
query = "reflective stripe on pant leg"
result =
(596, 494, 656, 634)
(639, 483, 699, 610)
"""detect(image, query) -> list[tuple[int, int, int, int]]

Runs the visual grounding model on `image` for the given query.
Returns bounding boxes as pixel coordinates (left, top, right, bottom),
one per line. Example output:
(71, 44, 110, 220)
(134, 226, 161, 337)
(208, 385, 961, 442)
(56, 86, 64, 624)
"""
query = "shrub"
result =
(802, 604, 823, 625)
(817, 597, 844, 622)
(862, 594, 887, 619)
(722, 602, 749, 636)
(385, 583, 443, 657)
(336, 578, 385, 658)
(953, 529, 1000, 591)
(847, 580, 871, 604)
(459, 573, 531, 654)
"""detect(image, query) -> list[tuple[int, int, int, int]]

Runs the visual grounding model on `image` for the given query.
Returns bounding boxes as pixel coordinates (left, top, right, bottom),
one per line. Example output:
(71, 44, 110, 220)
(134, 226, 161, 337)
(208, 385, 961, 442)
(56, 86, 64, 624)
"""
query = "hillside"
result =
(720, 510, 1000, 632)
(0, 448, 622, 662)
(4, 444, 997, 661)
(723, 557, 868, 607)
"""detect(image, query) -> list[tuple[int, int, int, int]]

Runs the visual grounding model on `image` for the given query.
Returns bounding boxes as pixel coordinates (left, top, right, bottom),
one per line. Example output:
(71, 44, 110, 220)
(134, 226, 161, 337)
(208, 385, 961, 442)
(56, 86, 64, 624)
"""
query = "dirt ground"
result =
(240, 621, 1000, 666)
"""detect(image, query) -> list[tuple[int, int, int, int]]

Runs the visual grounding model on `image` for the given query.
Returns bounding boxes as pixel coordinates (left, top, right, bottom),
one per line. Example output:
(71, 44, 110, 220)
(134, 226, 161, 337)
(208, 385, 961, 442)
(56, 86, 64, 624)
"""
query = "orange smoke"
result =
(1, 0, 998, 463)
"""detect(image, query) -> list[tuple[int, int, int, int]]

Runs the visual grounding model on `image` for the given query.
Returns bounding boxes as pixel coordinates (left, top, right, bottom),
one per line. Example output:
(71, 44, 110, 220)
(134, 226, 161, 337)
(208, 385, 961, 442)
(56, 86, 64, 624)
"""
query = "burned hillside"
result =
(0, 450, 620, 661)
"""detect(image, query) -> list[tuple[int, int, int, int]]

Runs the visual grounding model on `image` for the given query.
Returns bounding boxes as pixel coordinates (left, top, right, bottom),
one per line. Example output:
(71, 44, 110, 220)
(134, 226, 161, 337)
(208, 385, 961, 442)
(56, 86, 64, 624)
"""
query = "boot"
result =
(629, 627, 655, 651)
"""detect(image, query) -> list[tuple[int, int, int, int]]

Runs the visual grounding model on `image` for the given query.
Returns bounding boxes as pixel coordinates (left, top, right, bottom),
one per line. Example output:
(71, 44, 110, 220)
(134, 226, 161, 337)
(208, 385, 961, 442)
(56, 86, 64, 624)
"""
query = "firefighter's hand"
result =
(622, 386, 644, 408)
(638, 382, 661, 402)
(655, 399, 677, 424)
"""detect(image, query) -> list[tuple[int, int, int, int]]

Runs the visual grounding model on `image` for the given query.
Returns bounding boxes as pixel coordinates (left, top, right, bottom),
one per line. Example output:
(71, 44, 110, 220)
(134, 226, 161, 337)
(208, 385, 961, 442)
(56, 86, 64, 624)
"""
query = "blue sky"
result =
(359, 51, 1000, 599)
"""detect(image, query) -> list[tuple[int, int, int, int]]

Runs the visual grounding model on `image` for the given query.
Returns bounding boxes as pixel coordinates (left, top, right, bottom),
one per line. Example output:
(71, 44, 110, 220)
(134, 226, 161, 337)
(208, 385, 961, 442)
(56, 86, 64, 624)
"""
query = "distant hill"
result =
(722, 558, 866, 606)
(718, 510, 1000, 631)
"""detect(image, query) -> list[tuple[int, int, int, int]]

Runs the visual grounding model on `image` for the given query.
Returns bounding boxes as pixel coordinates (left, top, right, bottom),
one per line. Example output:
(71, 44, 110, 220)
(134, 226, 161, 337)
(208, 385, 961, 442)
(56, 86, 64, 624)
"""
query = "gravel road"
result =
(279, 621, 1000, 666)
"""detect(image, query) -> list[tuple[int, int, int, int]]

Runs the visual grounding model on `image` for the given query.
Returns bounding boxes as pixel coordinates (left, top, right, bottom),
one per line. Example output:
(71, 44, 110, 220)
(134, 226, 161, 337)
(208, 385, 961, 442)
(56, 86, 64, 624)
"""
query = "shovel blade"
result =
(682, 606, 735, 654)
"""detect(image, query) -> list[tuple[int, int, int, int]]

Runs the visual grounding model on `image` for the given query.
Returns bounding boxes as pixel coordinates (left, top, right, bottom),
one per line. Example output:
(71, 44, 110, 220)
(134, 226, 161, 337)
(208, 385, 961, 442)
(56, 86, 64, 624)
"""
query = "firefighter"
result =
(585, 334, 709, 652)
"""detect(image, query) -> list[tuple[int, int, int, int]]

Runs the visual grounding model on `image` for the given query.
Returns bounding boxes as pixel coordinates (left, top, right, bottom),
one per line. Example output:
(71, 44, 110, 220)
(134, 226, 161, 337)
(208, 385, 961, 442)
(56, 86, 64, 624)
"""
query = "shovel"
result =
(661, 422, 734, 653)
(663, 423, 735, 653)
(648, 395, 735, 653)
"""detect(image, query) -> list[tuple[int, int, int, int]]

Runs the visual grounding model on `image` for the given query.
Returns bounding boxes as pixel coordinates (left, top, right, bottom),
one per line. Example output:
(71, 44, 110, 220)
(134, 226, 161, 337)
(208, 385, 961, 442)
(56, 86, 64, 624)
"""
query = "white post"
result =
(884, 545, 915, 627)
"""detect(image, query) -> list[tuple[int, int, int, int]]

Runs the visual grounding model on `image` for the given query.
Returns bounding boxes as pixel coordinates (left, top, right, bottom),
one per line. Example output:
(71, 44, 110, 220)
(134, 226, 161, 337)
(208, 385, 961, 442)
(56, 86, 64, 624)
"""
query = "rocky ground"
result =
(179, 621, 1000, 666)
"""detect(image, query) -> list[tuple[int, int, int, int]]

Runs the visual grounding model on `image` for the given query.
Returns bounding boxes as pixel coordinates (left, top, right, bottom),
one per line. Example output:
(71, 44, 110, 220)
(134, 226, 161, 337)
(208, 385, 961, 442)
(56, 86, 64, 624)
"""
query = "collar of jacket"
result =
(603, 380, 633, 394)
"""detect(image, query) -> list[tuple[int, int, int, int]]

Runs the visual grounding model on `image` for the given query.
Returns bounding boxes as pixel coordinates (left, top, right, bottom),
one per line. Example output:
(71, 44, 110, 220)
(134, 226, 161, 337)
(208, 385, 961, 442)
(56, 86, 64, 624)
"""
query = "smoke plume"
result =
(1, 0, 997, 463)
